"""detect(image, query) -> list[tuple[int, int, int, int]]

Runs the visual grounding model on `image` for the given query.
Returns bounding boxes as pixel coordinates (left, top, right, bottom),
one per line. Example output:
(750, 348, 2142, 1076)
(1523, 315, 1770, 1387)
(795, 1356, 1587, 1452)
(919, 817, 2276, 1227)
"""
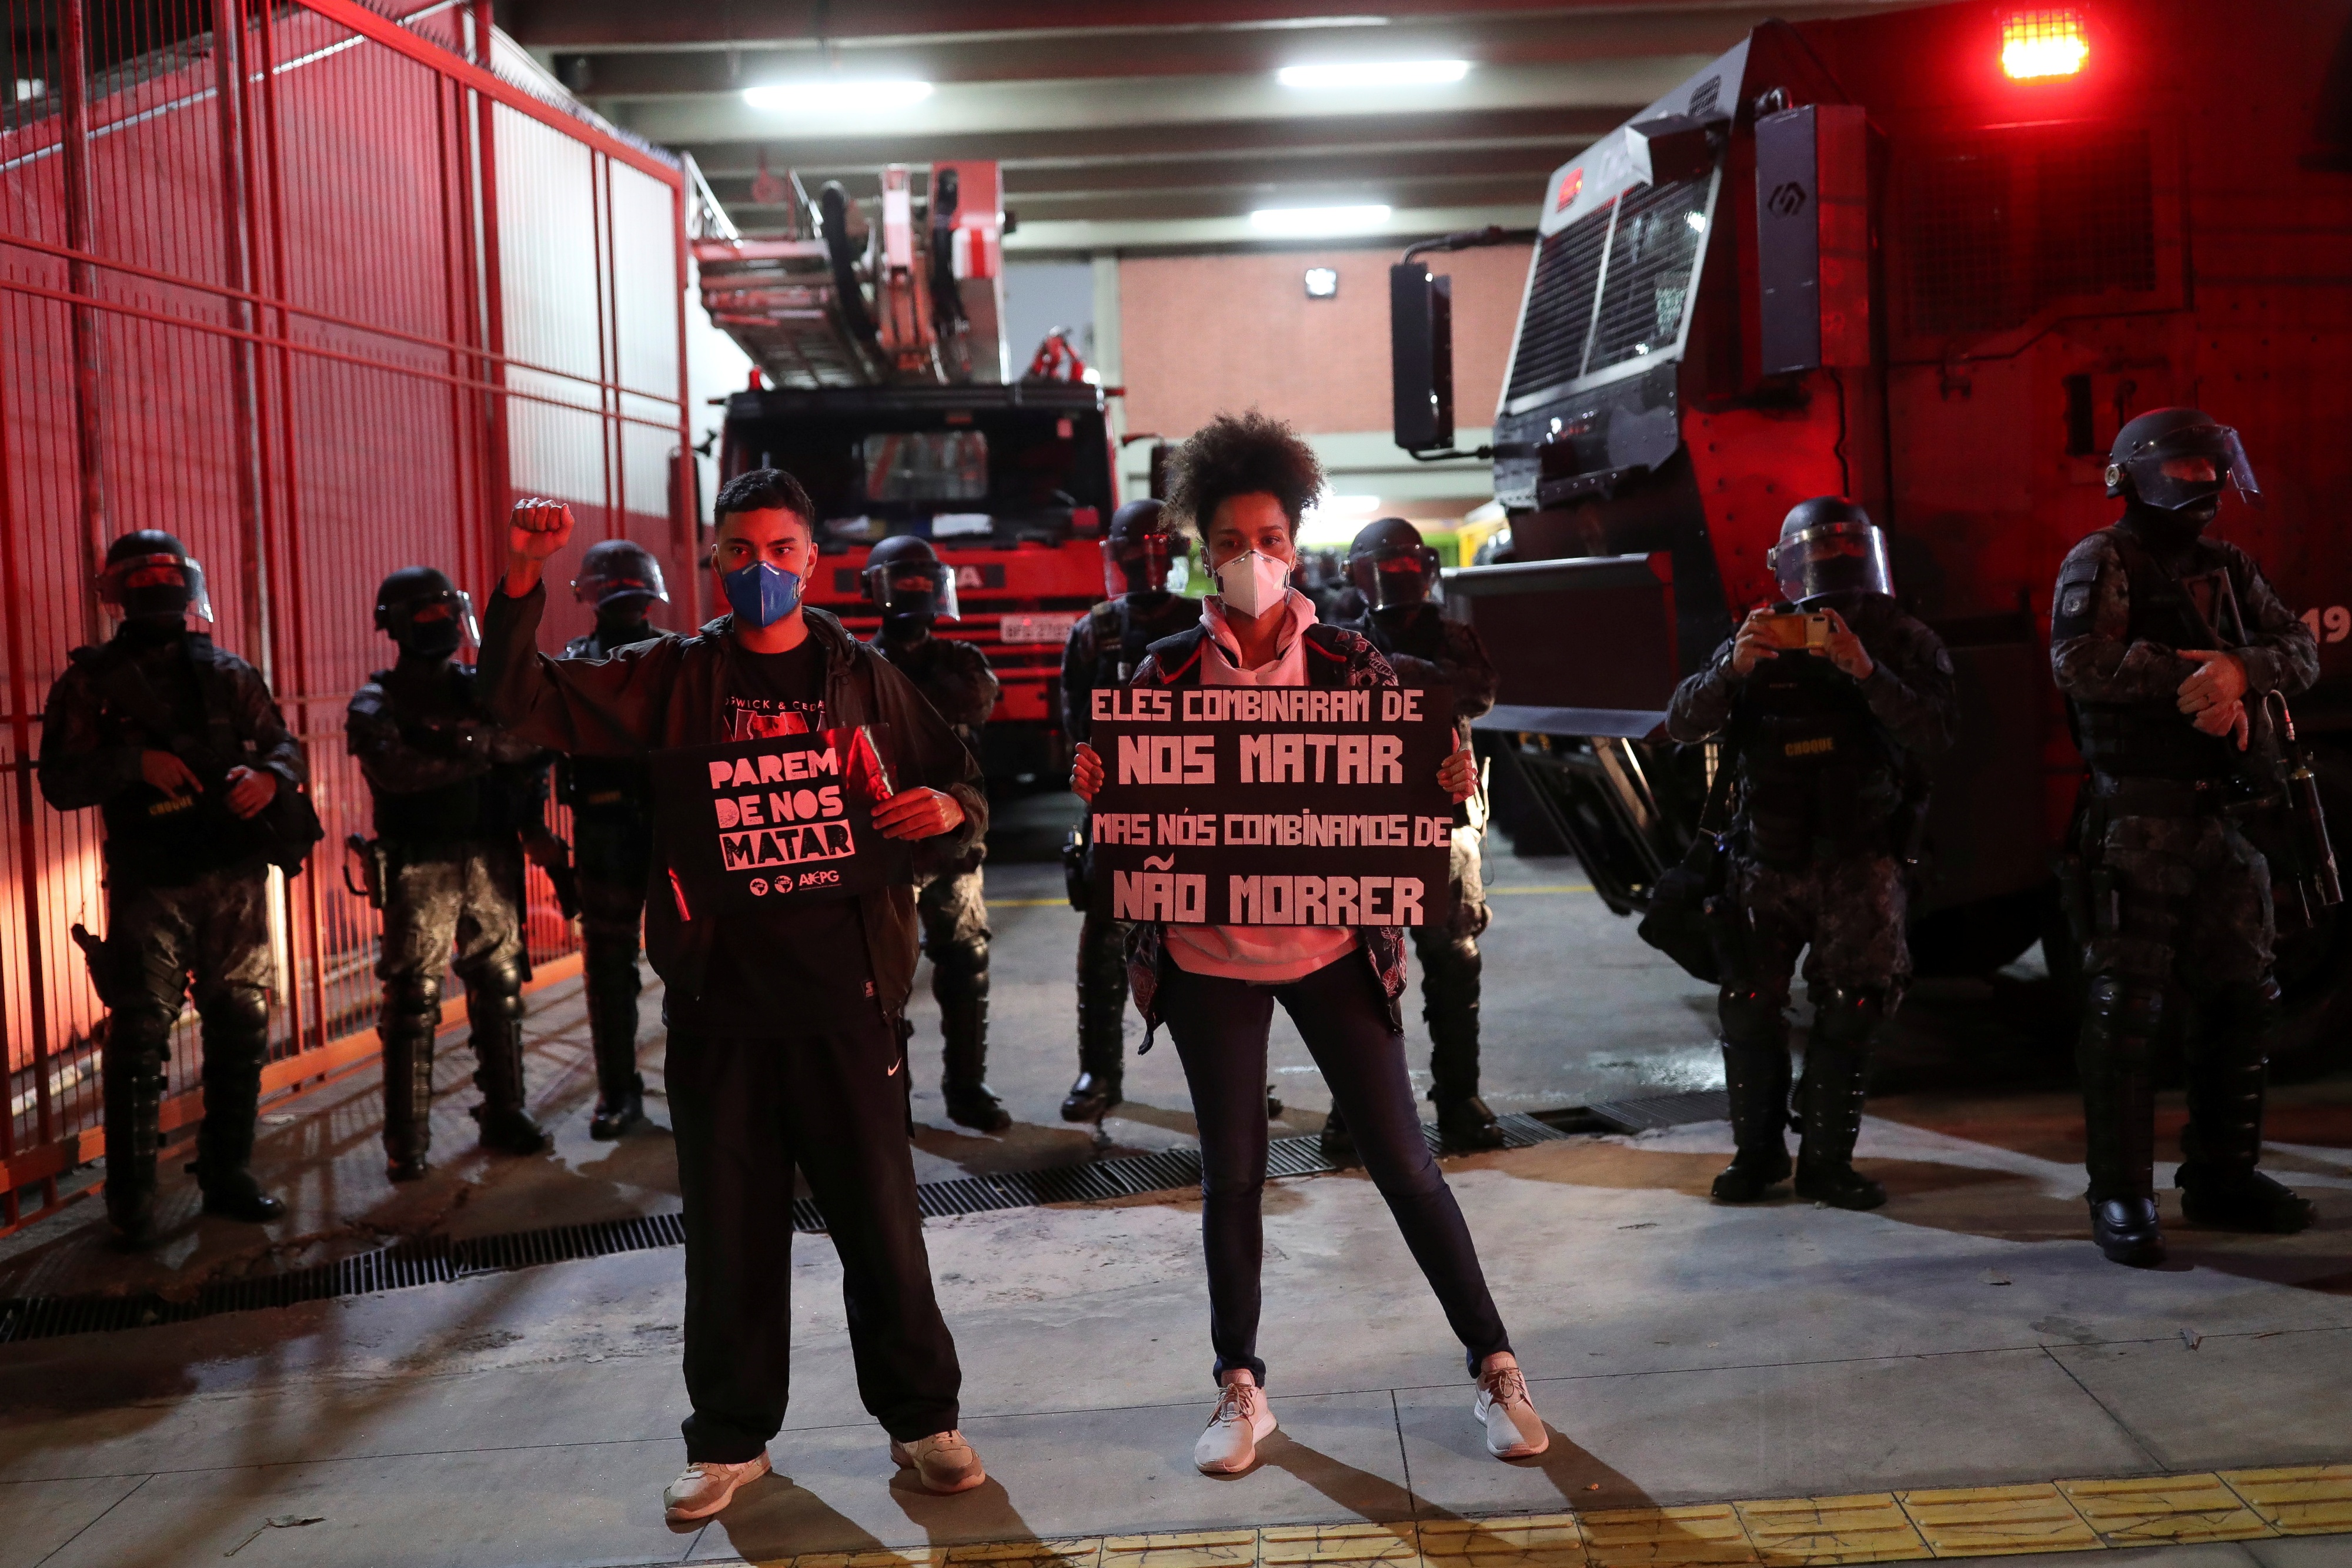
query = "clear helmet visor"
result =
(403, 590, 480, 648)
(2116, 424, 2262, 511)
(863, 559, 960, 621)
(1102, 534, 1178, 598)
(1351, 544, 1444, 611)
(1769, 522, 1893, 604)
(573, 558, 669, 609)
(99, 552, 214, 623)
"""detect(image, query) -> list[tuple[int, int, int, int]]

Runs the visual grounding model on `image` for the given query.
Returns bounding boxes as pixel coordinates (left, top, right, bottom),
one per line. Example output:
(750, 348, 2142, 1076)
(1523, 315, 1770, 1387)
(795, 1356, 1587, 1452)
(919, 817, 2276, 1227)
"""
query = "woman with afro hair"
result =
(1070, 410, 1548, 1475)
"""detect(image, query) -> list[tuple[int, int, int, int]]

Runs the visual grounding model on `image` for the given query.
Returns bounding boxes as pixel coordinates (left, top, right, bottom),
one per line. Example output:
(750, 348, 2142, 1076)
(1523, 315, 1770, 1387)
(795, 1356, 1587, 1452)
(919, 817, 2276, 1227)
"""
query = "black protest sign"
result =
(1087, 684, 1454, 928)
(651, 727, 897, 915)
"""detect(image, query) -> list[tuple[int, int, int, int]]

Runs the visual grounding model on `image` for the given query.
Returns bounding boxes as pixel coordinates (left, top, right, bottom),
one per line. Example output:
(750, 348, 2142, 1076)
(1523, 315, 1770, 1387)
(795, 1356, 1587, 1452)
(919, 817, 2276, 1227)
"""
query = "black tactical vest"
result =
(1088, 593, 1203, 690)
(1732, 654, 1902, 868)
(369, 664, 536, 844)
(75, 635, 272, 885)
(2064, 528, 2243, 783)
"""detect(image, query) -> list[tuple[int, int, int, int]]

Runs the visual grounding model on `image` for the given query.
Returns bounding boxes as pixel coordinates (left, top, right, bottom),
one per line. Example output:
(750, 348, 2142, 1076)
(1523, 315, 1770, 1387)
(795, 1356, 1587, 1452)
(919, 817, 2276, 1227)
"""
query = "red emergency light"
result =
(2000, 9, 2089, 79)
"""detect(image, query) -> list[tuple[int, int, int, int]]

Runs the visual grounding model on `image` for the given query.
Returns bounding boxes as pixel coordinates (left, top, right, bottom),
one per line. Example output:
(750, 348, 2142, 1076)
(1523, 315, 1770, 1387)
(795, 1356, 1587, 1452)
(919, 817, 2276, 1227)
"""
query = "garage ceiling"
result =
(505, 0, 1902, 253)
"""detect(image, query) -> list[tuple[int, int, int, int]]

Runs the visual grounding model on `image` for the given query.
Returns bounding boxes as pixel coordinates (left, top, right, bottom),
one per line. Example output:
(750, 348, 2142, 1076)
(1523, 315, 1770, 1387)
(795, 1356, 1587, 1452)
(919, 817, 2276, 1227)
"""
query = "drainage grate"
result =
(0, 1098, 1722, 1344)
(1582, 1088, 1730, 1132)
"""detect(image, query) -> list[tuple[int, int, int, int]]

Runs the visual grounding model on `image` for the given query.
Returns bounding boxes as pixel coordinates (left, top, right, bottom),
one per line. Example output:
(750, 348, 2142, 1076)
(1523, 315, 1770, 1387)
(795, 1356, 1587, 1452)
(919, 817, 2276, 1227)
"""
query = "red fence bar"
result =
(56, 0, 107, 641)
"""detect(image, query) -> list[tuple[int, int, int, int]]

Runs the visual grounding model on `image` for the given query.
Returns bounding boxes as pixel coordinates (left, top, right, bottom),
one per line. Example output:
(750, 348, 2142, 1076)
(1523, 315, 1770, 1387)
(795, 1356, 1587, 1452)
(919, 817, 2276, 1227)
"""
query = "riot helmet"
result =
(1768, 497, 1894, 606)
(2106, 407, 2260, 519)
(1101, 498, 1187, 598)
(375, 566, 477, 659)
(571, 538, 669, 617)
(1347, 516, 1444, 611)
(861, 533, 958, 631)
(98, 530, 213, 626)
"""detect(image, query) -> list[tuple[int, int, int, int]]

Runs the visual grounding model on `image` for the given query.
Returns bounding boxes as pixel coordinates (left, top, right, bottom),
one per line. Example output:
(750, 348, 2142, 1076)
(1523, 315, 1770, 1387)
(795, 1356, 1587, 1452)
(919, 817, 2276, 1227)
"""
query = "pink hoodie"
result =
(1162, 588, 1361, 984)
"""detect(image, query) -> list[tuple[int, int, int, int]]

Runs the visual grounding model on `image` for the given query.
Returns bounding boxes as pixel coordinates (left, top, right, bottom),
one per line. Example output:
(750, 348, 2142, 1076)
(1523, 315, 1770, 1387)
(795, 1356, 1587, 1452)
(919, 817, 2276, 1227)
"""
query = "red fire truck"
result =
(695, 161, 1114, 779)
(1398, 1, 2352, 1063)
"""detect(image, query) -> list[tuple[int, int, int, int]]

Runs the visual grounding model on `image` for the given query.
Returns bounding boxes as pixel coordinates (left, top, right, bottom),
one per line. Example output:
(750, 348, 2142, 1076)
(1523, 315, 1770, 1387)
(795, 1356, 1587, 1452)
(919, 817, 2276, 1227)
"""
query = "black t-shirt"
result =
(663, 638, 880, 1037)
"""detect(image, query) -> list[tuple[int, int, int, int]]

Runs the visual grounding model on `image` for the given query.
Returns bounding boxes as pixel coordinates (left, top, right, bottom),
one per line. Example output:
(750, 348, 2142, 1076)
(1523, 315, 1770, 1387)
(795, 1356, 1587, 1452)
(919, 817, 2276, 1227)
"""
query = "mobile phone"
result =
(1752, 611, 1832, 653)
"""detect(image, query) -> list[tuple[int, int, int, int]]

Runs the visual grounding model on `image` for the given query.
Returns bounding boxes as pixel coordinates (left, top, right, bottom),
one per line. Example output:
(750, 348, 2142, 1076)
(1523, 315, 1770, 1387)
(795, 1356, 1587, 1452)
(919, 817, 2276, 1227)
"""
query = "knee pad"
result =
(1718, 984, 1786, 1048)
(382, 974, 442, 1034)
(934, 936, 989, 985)
(2082, 974, 2163, 1066)
(1421, 935, 1481, 985)
(197, 985, 272, 1055)
(467, 979, 526, 1024)
(108, 1002, 179, 1059)
(1808, 986, 1888, 1050)
(2196, 975, 2279, 1058)
(462, 955, 526, 1001)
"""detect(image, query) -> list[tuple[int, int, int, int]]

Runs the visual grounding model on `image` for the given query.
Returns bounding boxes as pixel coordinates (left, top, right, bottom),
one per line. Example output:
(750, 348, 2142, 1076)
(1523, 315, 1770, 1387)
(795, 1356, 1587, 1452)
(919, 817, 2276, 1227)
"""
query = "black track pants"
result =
(668, 1017, 963, 1460)
(1158, 954, 1511, 1386)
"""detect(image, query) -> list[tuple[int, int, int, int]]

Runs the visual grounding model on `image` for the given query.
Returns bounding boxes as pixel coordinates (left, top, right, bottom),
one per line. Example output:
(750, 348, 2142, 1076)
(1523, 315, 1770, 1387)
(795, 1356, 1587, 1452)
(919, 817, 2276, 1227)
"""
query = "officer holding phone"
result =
(1666, 497, 1957, 1210)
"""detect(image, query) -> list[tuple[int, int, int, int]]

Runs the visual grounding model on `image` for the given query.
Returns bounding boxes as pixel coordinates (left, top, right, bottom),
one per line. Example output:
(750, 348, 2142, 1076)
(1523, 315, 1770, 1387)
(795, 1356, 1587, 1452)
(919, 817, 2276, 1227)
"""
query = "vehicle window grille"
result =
(1902, 125, 2155, 338)
(1505, 201, 1614, 404)
(1583, 176, 1711, 376)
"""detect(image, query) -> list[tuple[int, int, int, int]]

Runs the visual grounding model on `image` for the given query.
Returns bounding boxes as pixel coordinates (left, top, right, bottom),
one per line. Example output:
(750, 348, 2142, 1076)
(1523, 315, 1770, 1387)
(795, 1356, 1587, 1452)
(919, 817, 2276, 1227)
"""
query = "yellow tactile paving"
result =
(1576, 1503, 1759, 1566)
(2222, 1463, 2352, 1535)
(1734, 1494, 1928, 1564)
(1418, 1512, 1588, 1568)
(2056, 1474, 2270, 1546)
(1258, 1523, 1419, 1563)
(1895, 1483, 2101, 1557)
(1100, 1530, 1262, 1568)
(727, 1465, 2352, 1568)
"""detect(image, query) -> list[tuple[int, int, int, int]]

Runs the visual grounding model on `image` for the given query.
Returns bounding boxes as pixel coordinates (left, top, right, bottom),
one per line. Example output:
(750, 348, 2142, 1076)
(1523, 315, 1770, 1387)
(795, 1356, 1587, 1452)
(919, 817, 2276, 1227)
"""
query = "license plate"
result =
(997, 611, 1081, 646)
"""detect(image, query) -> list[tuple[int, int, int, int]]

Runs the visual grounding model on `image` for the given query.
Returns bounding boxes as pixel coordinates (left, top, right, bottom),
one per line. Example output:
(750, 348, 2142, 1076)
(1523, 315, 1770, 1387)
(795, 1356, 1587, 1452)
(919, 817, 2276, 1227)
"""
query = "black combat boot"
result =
(940, 992, 1010, 1133)
(1792, 986, 1887, 1211)
(194, 992, 286, 1222)
(379, 978, 440, 1182)
(1710, 982, 1793, 1202)
(467, 963, 549, 1156)
(1064, 915, 1129, 1121)
(101, 1017, 170, 1247)
(2078, 975, 2166, 1266)
(2177, 980, 2316, 1233)
(585, 952, 644, 1140)
(1424, 935, 1505, 1151)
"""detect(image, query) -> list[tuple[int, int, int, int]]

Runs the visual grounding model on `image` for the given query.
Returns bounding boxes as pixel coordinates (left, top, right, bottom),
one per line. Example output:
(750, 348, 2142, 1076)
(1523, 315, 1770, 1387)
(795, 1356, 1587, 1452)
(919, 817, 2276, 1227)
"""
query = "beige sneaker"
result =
(1193, 1372, 1277, 1475)
(891, 1429, 987, 1494)
(1474, 1354, 1548, 1459)
(662, 1453, 770, 1522)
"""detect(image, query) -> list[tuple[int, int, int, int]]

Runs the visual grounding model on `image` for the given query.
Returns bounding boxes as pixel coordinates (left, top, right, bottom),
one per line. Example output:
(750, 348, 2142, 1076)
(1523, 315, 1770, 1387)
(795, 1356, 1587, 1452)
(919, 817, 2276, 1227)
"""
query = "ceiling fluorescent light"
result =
(1277, 60, 1468, 89)
(1248, 203, 1392, 237)
(743, 79, 934, 113)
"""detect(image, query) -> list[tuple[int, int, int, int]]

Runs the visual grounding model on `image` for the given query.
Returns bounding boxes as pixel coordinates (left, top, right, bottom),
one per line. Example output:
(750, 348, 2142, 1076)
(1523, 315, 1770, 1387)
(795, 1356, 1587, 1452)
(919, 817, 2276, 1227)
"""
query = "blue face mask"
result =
(722, 560, 803, 628)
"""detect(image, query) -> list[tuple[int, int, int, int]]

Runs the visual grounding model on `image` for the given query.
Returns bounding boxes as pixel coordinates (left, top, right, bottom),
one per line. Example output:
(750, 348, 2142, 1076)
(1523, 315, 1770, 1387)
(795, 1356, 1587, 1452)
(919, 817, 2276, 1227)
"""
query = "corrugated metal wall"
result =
(0, 0, 693, 1226)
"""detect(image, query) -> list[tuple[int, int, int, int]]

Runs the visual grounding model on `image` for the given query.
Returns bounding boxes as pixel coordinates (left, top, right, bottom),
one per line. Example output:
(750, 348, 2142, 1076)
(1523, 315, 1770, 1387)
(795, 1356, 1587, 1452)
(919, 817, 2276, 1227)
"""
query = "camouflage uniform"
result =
(1331, 601, 1501, 1138)
(348, 660, 553, 1176)
(870, 631, 1000, 1118)
(2050, 521, 2318, 1227)
(1667, 593, 1956, 1202)
(559, 620, 662, 1132)
(1059, 591, 1204, 1114)
(38, 627, 306, 1235)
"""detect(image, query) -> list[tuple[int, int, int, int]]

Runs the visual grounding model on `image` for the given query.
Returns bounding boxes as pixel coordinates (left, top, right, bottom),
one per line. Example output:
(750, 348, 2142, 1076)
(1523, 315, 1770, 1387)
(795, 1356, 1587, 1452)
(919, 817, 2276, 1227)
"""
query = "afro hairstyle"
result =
(1164, 410, 1325, 539)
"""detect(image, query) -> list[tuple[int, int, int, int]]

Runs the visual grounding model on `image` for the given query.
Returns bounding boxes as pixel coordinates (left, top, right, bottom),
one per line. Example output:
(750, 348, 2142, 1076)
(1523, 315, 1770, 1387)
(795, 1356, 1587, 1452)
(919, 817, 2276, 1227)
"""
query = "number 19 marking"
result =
(2300, 606, 2351, 643)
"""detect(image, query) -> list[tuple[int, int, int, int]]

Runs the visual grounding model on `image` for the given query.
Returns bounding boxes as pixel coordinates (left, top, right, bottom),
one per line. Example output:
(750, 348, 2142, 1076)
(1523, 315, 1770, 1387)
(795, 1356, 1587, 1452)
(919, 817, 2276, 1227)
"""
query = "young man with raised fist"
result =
(477, 472, 992, 1522)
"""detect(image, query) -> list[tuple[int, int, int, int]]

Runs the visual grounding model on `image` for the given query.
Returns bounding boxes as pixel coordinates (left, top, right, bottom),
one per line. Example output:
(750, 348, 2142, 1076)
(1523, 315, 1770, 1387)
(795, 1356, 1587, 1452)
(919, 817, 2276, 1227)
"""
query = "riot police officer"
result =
(39, 531, 308, 1243)
(559, 539, 667, 1139)
(863, 534, 1008, 1132)
(2051, 408, 2320, 1266)
(349, 567, 557, 1180)
(1058, 499, 1204, 1121)
(1666, 498, 1957, 1210)
(1328, 517, 1505, 1152)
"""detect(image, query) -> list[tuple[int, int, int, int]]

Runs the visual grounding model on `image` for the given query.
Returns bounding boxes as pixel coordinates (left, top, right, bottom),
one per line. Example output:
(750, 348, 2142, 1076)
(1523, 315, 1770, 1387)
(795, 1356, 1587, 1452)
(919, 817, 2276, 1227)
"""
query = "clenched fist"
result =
(503, 497, 576, 596)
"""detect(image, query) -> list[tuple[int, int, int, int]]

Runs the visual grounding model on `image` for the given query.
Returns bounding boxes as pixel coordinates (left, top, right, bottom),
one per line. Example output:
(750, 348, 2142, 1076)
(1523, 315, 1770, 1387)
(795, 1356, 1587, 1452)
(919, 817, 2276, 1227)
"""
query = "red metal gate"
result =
(0, 0, 696, 1228)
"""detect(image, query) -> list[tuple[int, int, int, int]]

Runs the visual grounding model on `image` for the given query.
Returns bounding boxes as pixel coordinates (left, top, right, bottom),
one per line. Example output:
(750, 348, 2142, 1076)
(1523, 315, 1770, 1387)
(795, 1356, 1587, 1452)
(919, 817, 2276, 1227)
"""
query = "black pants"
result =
(1160, 954, 1511, 1386)
(668, 1017, 963, 1460)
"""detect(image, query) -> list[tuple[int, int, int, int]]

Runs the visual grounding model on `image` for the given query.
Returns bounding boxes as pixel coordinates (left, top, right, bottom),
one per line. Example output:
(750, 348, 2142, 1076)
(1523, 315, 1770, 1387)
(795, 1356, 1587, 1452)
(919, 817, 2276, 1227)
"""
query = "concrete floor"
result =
(2, 834, 2347, 1567)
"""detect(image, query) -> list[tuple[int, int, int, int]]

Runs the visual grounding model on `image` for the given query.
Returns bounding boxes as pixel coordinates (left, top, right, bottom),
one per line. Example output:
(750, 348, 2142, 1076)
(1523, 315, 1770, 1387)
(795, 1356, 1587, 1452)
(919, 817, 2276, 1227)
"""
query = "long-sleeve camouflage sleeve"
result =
(2050, 534, 2317, 704)
(345, 681, 526, 796)
(1852, 606, 1958, 757)
(224, 657, 308, 788)
(921, 638, 1001, 732)
(1666, 637, 1741, 744)
(36, 665, 143, 811)
(1061, 613, 1102, 741)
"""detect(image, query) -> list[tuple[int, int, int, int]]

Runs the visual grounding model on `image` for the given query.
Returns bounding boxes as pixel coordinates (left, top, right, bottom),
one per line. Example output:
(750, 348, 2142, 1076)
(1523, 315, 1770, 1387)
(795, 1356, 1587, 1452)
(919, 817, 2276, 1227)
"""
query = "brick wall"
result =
(1118, 243, 1534, 439)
